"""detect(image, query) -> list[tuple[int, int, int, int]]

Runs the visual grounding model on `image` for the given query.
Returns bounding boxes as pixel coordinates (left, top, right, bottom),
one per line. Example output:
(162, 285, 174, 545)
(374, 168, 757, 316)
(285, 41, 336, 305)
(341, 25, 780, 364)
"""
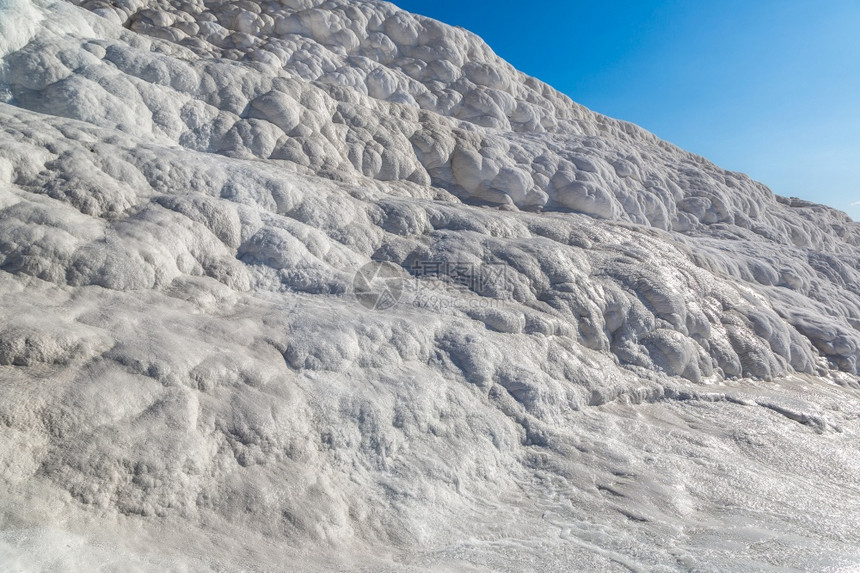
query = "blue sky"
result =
(392, 0, 860, 221)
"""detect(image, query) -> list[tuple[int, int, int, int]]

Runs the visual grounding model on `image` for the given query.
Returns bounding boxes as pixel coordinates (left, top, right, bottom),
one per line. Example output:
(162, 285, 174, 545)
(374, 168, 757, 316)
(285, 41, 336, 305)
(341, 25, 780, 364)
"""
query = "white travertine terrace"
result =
(1, 0, 859, 570)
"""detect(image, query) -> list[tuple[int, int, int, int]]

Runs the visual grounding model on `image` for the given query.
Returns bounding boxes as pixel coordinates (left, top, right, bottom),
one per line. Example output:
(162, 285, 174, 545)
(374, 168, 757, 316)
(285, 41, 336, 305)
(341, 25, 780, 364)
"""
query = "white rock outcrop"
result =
(1, 0, 859, 571)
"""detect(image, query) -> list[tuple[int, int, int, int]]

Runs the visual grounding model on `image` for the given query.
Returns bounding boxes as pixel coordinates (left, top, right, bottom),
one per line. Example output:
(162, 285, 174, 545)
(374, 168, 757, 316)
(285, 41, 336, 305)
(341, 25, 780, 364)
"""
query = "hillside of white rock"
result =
(1, 0, 859, 570)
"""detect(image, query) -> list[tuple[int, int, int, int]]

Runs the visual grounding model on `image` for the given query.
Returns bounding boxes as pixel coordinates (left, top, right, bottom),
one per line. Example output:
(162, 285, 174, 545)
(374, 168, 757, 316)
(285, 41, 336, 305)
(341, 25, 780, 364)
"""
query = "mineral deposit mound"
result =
(1, 0, 859, 570)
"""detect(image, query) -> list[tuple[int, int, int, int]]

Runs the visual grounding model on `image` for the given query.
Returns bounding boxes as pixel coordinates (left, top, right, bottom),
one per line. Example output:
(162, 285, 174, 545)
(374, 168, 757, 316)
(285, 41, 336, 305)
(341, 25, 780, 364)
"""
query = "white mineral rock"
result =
(1, 0, 859, 570)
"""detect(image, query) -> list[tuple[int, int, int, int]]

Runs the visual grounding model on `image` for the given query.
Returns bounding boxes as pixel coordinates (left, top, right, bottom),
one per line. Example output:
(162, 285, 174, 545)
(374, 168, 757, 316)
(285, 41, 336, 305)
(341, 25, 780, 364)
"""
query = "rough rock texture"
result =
(1, 0, 859, 570)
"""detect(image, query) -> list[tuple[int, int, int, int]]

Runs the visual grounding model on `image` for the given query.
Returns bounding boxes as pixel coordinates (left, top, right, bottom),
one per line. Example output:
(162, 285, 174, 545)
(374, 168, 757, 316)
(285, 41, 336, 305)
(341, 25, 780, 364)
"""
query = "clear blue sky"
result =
(392, 0, 860, 221)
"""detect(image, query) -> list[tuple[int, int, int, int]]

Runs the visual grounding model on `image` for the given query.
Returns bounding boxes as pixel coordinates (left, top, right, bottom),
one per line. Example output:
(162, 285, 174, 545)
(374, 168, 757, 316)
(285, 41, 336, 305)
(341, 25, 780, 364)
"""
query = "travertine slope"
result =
(1, 0, 859, 570)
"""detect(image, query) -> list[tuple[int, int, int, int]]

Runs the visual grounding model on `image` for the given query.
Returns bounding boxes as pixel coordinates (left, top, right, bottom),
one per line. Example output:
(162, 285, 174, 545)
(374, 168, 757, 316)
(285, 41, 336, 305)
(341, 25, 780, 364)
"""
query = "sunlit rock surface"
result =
(1, 0, 859, 570)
